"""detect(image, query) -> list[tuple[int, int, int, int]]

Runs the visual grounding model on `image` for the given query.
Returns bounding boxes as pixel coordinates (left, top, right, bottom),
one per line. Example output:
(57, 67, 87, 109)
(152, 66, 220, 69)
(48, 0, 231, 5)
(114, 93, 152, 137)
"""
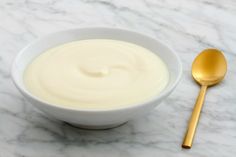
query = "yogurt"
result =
(24, 39, 169, 109)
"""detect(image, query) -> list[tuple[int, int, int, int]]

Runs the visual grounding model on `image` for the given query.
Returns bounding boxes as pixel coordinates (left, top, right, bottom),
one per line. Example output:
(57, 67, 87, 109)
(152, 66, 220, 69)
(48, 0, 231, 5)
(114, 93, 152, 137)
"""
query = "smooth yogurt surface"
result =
(24, 39, 169, 109)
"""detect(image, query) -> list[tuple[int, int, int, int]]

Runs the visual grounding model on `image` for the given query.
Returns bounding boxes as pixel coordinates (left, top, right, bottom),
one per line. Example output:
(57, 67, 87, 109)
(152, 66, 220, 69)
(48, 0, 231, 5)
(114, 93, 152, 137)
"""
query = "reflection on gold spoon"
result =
(182, 48, 227, 149)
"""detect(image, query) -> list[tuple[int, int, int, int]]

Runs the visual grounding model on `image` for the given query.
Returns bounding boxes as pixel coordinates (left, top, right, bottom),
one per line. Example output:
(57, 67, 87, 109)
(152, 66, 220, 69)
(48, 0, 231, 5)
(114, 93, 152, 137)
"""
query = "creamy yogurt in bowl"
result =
(24, 39, 169, 109)
(11, 28, 182, 129)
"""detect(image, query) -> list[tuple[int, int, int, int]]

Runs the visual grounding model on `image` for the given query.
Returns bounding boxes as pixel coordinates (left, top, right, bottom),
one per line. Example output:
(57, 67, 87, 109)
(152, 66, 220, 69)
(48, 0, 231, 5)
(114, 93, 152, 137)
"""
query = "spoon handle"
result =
(182, 85, 207, 149)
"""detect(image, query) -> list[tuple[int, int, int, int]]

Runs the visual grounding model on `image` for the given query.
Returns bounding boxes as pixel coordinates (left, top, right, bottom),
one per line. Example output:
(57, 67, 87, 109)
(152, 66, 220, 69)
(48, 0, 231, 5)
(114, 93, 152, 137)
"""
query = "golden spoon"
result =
(182, 48, 227, 149)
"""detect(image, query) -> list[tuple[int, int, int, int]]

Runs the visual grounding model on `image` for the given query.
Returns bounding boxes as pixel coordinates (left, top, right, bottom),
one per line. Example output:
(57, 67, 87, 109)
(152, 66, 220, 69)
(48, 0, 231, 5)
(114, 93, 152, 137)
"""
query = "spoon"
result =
(182, 48, 227, 149)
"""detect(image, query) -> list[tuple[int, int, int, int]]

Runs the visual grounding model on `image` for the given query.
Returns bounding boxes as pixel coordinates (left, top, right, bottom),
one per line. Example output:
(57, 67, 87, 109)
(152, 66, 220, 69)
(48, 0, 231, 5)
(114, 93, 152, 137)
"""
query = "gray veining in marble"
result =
(0, 0, 236, 156)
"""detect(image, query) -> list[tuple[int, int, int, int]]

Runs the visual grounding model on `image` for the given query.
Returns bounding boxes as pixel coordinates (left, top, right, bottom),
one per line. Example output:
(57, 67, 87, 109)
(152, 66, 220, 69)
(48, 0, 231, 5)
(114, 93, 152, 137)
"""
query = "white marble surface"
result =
(0, 0, 236, 156)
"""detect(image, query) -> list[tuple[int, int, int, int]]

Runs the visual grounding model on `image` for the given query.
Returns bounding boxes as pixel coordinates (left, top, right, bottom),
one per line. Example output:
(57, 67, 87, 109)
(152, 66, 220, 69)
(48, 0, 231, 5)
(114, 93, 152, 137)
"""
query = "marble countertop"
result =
(0, 0, 236, 156)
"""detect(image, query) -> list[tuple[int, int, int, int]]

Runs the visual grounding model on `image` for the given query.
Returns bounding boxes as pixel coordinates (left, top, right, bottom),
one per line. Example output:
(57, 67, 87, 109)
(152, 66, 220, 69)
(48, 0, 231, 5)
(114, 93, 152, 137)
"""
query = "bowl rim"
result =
(11, 27, 182, 112)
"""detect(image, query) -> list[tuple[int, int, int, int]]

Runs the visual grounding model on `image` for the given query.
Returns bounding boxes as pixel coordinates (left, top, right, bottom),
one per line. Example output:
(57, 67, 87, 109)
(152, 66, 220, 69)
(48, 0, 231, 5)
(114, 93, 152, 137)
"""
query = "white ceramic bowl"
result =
(11, 28, 182, 129)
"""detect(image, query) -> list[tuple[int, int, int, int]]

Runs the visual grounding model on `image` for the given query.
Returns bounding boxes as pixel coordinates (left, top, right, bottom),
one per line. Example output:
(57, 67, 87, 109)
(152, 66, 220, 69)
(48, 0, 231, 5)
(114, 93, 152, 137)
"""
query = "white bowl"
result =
(11, 28, 182, 129)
